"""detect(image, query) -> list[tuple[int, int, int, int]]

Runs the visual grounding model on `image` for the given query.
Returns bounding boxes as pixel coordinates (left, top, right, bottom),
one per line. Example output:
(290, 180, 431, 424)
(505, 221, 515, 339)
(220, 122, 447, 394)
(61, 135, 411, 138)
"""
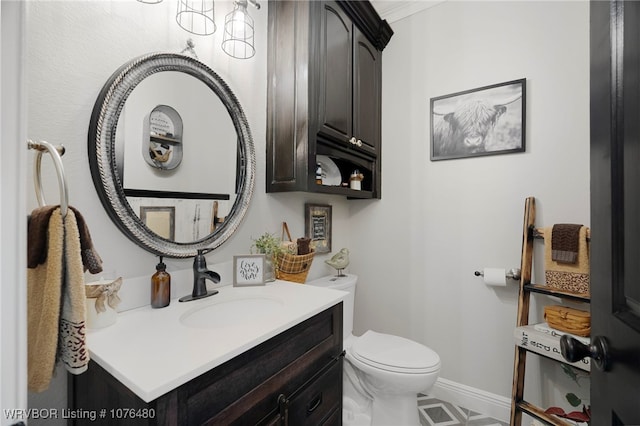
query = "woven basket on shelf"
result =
(276, 250, 315, 283)
(275, 222, 315, 283)
(544, 305, 591, 337)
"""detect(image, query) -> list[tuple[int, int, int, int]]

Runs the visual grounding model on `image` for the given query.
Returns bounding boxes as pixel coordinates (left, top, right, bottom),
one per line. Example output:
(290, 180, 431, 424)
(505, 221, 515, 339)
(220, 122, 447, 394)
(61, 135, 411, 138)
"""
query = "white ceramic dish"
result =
(317, 155, 342, 186)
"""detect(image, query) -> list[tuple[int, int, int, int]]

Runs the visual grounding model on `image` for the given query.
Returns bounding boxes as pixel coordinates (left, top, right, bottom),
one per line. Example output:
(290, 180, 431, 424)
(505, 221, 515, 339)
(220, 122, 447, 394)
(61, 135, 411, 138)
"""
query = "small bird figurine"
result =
(325, 248, 349, 277)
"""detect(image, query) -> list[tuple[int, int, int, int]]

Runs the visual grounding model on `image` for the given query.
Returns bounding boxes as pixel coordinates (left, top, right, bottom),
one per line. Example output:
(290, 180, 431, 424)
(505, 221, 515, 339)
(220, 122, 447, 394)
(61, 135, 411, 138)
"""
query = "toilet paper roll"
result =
(483, 268, 507, 286)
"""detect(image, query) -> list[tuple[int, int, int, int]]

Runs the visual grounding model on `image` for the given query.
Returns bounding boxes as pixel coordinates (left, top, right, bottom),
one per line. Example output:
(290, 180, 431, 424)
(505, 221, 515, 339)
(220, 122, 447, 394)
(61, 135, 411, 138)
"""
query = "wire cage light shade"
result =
(222, 1, 255, 59)
(176, 0, 216, 36)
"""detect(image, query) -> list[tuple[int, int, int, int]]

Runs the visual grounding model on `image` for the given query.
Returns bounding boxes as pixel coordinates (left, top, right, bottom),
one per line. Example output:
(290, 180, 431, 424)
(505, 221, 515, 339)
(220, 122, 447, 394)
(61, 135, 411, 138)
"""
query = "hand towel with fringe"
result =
(27, 206, 102, 392)
(543, 225, 590, 295)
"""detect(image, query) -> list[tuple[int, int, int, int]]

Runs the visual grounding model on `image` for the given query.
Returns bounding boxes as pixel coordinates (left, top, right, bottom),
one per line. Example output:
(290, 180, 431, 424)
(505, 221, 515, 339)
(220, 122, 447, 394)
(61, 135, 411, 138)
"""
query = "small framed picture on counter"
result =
(233, 254, 266, 287)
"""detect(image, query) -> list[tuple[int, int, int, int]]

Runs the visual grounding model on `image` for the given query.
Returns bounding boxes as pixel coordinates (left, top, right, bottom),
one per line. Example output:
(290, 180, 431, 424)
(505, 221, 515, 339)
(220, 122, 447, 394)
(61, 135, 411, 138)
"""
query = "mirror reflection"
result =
(88, 53, 256, 258)
(114, 71, 238, 243)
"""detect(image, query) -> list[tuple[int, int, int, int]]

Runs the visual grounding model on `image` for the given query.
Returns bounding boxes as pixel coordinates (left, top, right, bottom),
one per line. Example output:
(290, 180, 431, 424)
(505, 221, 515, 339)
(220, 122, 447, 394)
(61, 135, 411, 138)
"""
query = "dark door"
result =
(589, 1, 640, 424)
(318, 1, 352, 145)
(353, 26, 381, 157)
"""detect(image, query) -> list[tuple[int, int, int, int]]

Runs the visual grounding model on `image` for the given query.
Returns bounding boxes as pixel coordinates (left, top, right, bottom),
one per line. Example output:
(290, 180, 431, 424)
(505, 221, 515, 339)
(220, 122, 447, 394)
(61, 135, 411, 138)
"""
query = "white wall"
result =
(22, 0, 590, 421)
(24, 0, 351, 419)
(1, 2, 28, 424)
(350, 0, 590, 413)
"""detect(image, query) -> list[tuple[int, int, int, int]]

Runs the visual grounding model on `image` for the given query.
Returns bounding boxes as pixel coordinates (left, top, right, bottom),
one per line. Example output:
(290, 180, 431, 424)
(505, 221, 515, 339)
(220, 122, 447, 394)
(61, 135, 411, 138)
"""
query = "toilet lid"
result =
(350, 330, 441, 374)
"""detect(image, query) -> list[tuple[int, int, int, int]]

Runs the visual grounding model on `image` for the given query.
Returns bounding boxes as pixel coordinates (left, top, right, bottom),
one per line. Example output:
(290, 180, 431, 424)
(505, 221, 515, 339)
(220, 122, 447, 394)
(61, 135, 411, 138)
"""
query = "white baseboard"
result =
(428, 377, 511, 423)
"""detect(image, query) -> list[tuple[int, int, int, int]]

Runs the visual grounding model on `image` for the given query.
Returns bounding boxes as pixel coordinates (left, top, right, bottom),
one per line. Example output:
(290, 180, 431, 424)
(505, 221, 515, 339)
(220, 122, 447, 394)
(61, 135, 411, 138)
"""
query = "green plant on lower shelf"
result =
(251, 232, 283, 257)
(544, 364, 591, 424)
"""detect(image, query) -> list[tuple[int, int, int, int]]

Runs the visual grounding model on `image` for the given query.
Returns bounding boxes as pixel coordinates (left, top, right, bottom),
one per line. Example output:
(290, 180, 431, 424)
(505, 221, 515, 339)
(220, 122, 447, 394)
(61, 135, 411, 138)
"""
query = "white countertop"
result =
(87, 280, 346, 402)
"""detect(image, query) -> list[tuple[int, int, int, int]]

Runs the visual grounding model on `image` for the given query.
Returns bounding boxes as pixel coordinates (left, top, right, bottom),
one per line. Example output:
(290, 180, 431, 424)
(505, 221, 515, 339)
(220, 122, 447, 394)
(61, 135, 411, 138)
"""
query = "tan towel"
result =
(544, 225, 590, 295)
(58, 208, 90, 375)
(27, 207, 99, 391)
(27, 208, 64, 392)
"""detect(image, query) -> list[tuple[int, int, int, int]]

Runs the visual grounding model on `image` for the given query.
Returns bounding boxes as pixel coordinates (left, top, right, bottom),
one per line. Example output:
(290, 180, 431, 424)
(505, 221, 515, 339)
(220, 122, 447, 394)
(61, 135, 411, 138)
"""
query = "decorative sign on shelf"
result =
(145, 104, 184, 170)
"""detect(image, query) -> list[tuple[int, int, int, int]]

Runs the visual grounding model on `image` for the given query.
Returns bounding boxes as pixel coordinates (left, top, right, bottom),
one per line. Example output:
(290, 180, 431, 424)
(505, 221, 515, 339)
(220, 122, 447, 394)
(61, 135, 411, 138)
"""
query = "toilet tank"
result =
(306, 274, 357, 340)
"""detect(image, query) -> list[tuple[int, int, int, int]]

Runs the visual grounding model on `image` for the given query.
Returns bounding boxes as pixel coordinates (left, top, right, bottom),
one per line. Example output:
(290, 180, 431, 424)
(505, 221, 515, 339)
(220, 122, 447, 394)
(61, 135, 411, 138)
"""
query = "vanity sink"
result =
(180, 296, 284, 329)
(86, 281, 347, 402)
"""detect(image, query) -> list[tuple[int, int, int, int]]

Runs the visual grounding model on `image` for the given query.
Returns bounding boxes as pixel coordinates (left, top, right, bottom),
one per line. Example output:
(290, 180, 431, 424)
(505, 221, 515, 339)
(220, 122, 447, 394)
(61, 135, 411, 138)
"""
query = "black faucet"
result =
(179, 249, 221, 302)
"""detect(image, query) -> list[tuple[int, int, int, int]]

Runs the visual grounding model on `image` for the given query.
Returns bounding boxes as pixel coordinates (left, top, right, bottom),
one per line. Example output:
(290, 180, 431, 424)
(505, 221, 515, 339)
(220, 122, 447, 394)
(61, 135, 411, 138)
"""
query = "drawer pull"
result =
(278, 394, 290, 426)
(332, 350, 346, 361)
(306, 393, 323, 414)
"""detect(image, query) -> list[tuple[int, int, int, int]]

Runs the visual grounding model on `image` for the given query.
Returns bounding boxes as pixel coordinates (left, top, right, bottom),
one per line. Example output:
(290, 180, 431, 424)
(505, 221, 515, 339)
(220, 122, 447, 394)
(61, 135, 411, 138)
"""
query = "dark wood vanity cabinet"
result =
(266, 0, 392, 199)
(69, 304, 343, 425)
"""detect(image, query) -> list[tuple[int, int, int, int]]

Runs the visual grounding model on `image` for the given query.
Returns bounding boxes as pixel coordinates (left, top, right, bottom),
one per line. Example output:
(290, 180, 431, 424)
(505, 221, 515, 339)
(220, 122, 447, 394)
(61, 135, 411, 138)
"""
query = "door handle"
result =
(560, 334, 611, 371)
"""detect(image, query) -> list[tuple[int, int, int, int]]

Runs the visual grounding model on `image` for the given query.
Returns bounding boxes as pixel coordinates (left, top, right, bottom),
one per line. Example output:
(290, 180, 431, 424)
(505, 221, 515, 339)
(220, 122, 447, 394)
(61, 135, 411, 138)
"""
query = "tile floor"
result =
(418, 394, 508, 426)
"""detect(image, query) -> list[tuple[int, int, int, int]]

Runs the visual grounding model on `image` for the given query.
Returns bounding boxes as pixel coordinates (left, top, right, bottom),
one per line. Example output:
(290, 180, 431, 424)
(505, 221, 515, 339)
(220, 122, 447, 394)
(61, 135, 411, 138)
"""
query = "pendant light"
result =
(222, 0, 260, 59)
(176, 0, 217, 36)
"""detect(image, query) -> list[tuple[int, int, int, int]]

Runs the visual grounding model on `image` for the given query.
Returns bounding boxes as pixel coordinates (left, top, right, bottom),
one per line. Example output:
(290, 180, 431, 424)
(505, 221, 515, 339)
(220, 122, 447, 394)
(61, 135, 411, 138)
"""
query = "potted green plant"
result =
(251, 232, 283, 282)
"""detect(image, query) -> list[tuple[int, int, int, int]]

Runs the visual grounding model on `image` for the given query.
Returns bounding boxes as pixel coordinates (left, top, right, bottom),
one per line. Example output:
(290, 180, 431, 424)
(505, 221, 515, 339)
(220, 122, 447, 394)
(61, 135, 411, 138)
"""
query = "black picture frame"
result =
(305, 204, 332, 254)
(430, 78, 526, 161)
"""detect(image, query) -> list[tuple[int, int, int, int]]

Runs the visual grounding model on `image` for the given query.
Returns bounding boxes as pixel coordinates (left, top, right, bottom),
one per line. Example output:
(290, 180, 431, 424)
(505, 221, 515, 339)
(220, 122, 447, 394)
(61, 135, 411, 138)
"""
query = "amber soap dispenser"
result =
(151, 256, 171, 308)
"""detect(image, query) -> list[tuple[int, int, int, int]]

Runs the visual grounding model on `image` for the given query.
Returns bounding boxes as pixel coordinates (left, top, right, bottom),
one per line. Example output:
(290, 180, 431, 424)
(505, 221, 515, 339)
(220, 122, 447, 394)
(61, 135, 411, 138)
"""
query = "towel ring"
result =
(27, 140, 69, 218)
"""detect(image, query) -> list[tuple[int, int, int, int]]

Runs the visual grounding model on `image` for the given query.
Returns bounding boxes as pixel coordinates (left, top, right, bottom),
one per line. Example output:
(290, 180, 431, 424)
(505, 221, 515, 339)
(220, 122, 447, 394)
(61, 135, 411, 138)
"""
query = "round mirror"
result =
(88, 53, 255, 258)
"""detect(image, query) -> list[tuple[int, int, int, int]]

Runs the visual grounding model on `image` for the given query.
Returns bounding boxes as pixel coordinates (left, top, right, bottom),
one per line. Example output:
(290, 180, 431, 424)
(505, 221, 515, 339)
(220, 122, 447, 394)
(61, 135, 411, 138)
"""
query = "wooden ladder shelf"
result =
(510, 197, 590, 426)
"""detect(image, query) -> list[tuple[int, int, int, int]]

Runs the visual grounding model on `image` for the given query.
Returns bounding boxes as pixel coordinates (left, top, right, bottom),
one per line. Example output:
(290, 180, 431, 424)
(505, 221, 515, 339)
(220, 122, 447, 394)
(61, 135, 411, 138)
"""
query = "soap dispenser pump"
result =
(151, 256, 171, 308)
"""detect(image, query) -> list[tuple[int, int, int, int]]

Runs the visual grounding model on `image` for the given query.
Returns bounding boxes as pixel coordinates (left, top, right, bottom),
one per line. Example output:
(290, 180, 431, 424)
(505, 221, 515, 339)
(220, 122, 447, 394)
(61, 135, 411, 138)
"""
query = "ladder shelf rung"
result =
(516, 400, 574, 426)
(524, 283, 590, 303)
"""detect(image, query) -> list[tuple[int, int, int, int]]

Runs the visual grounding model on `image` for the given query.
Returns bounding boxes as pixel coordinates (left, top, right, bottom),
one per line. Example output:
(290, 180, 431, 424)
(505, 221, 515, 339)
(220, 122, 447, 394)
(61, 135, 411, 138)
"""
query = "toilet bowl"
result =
(307, 274, 441, 426)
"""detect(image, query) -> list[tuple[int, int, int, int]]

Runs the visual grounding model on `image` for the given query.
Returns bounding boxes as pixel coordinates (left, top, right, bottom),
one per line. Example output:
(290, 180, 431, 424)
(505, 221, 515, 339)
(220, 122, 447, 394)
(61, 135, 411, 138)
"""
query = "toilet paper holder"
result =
(474, 268, 521, 281)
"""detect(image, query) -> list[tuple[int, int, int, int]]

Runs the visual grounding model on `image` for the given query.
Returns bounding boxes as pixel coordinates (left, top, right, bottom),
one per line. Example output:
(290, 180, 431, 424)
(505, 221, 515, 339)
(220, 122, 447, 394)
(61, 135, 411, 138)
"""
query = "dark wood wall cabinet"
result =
(266, 0, 393, 199)
(69, 304, 343, 425)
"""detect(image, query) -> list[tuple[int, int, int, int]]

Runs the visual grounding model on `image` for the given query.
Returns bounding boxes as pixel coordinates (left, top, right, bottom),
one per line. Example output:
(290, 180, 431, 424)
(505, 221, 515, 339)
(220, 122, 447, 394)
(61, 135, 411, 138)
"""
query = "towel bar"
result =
(532, 226, 591, 242)
(27, 139, 68, 218)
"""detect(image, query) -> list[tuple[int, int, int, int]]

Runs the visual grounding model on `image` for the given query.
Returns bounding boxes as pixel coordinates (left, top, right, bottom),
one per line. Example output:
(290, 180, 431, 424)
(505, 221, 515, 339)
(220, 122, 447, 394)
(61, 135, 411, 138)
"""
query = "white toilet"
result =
(307, 274, 441, 426)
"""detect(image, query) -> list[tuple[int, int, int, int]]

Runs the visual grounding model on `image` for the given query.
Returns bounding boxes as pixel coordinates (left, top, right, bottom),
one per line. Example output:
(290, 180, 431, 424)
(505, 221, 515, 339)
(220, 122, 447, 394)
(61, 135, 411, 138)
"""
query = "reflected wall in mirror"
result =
(89, 53, 256, 257)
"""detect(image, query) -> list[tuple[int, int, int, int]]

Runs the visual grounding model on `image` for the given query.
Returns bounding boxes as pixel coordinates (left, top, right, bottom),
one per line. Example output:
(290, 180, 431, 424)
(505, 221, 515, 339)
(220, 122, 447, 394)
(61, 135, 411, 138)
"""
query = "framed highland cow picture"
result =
(430, 78, 526, 161)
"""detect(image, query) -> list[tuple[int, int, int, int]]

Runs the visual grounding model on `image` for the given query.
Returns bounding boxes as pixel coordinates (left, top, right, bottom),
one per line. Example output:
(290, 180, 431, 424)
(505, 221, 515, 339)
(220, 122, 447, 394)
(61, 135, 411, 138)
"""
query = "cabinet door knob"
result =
(356, 139, 363, 147)
(349, 137, 357, 145)
(560, 334, 611, 371)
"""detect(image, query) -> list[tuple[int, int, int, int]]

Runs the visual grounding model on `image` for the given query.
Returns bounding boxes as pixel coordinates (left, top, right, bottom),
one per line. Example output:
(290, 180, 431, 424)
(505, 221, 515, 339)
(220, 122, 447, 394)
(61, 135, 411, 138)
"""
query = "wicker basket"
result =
(276, 250, 315, 283)
(544, 305, 591, 337)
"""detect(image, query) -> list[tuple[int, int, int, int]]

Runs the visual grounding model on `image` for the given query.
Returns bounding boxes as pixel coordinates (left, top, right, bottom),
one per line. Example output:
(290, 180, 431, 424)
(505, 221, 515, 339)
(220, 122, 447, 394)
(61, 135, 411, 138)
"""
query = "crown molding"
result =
(371, 1, 446, 23)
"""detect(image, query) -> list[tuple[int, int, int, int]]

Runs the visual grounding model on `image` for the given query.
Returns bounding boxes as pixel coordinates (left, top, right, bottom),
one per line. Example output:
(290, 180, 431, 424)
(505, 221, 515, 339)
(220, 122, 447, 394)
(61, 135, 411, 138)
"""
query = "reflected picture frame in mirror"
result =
(88, 53, 256, 257)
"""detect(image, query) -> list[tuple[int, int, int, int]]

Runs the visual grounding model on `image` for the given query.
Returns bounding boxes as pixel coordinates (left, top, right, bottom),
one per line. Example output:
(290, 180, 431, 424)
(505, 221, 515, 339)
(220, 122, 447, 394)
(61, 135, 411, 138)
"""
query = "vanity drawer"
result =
(287, 359, 342, 425)
(186, 303, 343, 425)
